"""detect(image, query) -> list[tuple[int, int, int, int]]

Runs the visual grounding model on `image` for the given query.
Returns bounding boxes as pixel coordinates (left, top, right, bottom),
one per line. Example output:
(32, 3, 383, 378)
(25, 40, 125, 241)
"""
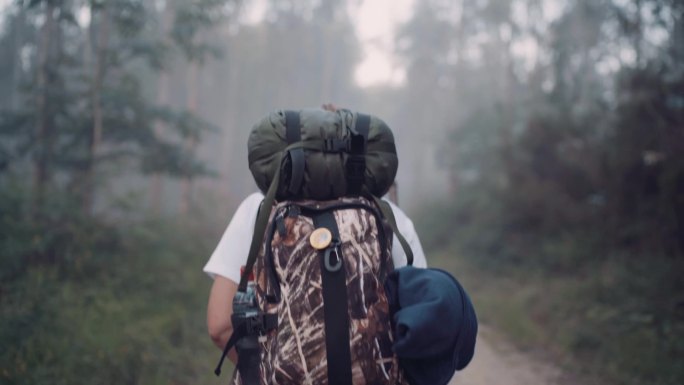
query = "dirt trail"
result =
(449, 326, 564, 385)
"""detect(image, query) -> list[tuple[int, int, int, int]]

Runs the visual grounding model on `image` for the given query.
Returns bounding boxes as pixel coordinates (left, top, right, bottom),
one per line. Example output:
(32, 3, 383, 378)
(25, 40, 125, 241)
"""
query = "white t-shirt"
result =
(204, 192, 427, 283)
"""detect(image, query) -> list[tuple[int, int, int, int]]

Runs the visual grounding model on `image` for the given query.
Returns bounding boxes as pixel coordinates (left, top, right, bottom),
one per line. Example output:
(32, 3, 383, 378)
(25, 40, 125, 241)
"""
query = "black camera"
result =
(231, 288, 263, 384)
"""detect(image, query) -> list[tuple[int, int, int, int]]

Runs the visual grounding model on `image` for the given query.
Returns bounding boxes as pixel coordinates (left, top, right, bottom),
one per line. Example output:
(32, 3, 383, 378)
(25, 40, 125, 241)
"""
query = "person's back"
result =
(206, 106, 425, 385)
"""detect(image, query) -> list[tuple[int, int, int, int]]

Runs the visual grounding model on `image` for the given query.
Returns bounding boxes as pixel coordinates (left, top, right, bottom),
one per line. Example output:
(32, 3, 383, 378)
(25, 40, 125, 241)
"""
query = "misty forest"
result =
(0, 0, 682, 384)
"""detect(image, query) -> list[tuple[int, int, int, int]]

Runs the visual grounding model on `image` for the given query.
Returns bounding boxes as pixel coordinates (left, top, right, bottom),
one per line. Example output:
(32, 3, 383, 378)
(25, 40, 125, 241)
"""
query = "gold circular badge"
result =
(309, 228, 332, 250)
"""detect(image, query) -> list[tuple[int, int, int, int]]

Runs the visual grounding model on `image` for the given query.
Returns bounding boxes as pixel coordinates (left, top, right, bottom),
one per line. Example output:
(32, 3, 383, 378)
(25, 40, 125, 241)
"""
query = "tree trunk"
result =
(150, 1, 175, 215)
(179, 61, 199, 215)
(10, 9, 27, 110)
(671, 3, 684, 63)
(634, 0, 643, 67)
(495, 20, 516, 188)
(85, 2, 110, 213)
(220, 34, 241, 202)
(149, 71, 169, 215)
(33, 1, 56, 213)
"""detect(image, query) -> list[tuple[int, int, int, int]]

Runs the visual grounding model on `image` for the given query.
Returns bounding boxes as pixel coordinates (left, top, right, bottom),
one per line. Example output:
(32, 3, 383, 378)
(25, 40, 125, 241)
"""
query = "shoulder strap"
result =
(371, 195, 414, 266)
(239, 163, 281, 292)
(346, 113, 369, 196)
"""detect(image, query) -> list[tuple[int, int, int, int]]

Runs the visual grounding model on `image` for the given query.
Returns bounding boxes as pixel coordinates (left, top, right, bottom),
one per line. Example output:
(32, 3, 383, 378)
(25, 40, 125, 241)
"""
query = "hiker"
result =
(204, 106, 476, 385)
(205, 103, 426, 355)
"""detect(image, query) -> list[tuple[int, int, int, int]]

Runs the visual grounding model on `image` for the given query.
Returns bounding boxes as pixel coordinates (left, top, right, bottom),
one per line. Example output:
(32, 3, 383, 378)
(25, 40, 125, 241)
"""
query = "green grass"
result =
(0, 213, 234, 385)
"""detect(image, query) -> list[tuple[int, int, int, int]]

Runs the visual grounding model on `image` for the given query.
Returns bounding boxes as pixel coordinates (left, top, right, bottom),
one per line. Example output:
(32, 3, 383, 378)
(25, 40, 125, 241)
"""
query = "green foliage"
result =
(0, 182, 221, 385)
(171, 0, 231, 62)
(0, 1, 241, 383)
(410, 1, 684, 384)
(0, 0, 223, 194)
(143, 108, 219, 177)
(427, 242, 684, 385)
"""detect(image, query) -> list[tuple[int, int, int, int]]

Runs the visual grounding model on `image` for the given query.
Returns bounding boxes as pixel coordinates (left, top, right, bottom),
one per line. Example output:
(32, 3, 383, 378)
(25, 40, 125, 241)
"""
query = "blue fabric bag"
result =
(384, 266, 478, 385)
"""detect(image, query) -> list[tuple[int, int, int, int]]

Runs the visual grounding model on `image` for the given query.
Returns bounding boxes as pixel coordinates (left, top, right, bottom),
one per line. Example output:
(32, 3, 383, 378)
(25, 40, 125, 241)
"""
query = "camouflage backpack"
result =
(214, 109, 415, 385)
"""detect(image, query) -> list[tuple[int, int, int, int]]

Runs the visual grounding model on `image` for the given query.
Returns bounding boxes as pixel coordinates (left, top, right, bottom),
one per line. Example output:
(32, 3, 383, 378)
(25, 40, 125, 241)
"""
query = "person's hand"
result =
(321, 103, 338, 112)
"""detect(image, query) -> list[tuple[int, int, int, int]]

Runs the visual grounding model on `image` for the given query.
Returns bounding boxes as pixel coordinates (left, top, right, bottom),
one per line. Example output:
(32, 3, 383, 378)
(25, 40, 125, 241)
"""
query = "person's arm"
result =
(204, 192, 263, 362)
(207, 275, 238, 362)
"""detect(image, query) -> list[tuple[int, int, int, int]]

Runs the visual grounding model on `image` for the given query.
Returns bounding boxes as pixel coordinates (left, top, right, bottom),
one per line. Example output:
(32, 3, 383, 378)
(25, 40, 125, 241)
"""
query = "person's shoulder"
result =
(243, 191, 264, 205)
(383, 199, 413, 232)
(233, 192, 264, 216)
(384, 199, 414, 225)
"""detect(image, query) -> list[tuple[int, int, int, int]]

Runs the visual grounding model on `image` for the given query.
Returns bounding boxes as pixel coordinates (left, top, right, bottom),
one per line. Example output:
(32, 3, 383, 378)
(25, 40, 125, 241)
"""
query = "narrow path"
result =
(449, 326, 564, 385)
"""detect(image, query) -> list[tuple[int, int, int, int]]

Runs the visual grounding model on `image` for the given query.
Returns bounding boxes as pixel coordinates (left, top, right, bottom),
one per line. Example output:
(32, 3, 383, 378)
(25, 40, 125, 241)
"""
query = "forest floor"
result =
(449, 325, 568, 385)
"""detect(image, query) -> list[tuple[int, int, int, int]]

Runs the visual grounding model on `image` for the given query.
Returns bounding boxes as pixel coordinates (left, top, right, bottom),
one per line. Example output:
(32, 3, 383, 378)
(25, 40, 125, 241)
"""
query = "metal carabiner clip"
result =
(323, 242, 343, 272)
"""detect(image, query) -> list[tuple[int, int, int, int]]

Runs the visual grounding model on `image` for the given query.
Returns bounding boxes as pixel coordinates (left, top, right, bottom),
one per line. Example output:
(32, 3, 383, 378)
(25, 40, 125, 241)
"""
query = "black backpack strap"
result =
(313, 211, 353, 385)
(214, 313, 278, 378)
(372, 195, 414, 266)
(239, 167, 280, 292)
(213, 329, 242, 376)
(347, 113, 369, 196)
(284, 111, 305, 196)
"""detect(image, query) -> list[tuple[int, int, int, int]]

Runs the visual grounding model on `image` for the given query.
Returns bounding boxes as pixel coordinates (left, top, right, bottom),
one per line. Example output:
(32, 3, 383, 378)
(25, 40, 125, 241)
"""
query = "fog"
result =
(2, 0, 675, 214)
(188, 0, 455, 213)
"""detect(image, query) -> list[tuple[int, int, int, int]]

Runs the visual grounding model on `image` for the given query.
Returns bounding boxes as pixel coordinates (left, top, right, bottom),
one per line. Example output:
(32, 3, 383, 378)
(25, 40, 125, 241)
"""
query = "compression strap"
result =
(284, 111, 304, 196)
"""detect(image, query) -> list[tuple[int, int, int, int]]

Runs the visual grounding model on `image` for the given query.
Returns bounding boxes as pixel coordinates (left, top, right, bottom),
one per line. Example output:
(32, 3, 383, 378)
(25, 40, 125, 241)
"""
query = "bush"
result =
(0, 184, 222, 385)
(417, 193, 684, 385)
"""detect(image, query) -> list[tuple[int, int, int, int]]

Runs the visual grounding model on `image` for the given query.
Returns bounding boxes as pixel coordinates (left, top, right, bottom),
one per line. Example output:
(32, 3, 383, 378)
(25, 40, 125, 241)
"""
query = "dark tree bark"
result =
(33, 1, 56, 213)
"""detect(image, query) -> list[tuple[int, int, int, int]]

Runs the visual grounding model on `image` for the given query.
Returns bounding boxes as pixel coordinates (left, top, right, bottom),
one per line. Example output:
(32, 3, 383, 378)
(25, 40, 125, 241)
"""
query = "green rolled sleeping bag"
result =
(247, 108, 398, 200)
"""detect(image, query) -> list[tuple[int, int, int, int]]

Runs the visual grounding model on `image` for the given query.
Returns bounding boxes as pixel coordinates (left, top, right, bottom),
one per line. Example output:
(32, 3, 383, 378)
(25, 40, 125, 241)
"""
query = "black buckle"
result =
(349, 133, 366, 153)
(324, 138, 349, 152)
(323, 241, 343, 272)
(245, 314, 264, 334)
